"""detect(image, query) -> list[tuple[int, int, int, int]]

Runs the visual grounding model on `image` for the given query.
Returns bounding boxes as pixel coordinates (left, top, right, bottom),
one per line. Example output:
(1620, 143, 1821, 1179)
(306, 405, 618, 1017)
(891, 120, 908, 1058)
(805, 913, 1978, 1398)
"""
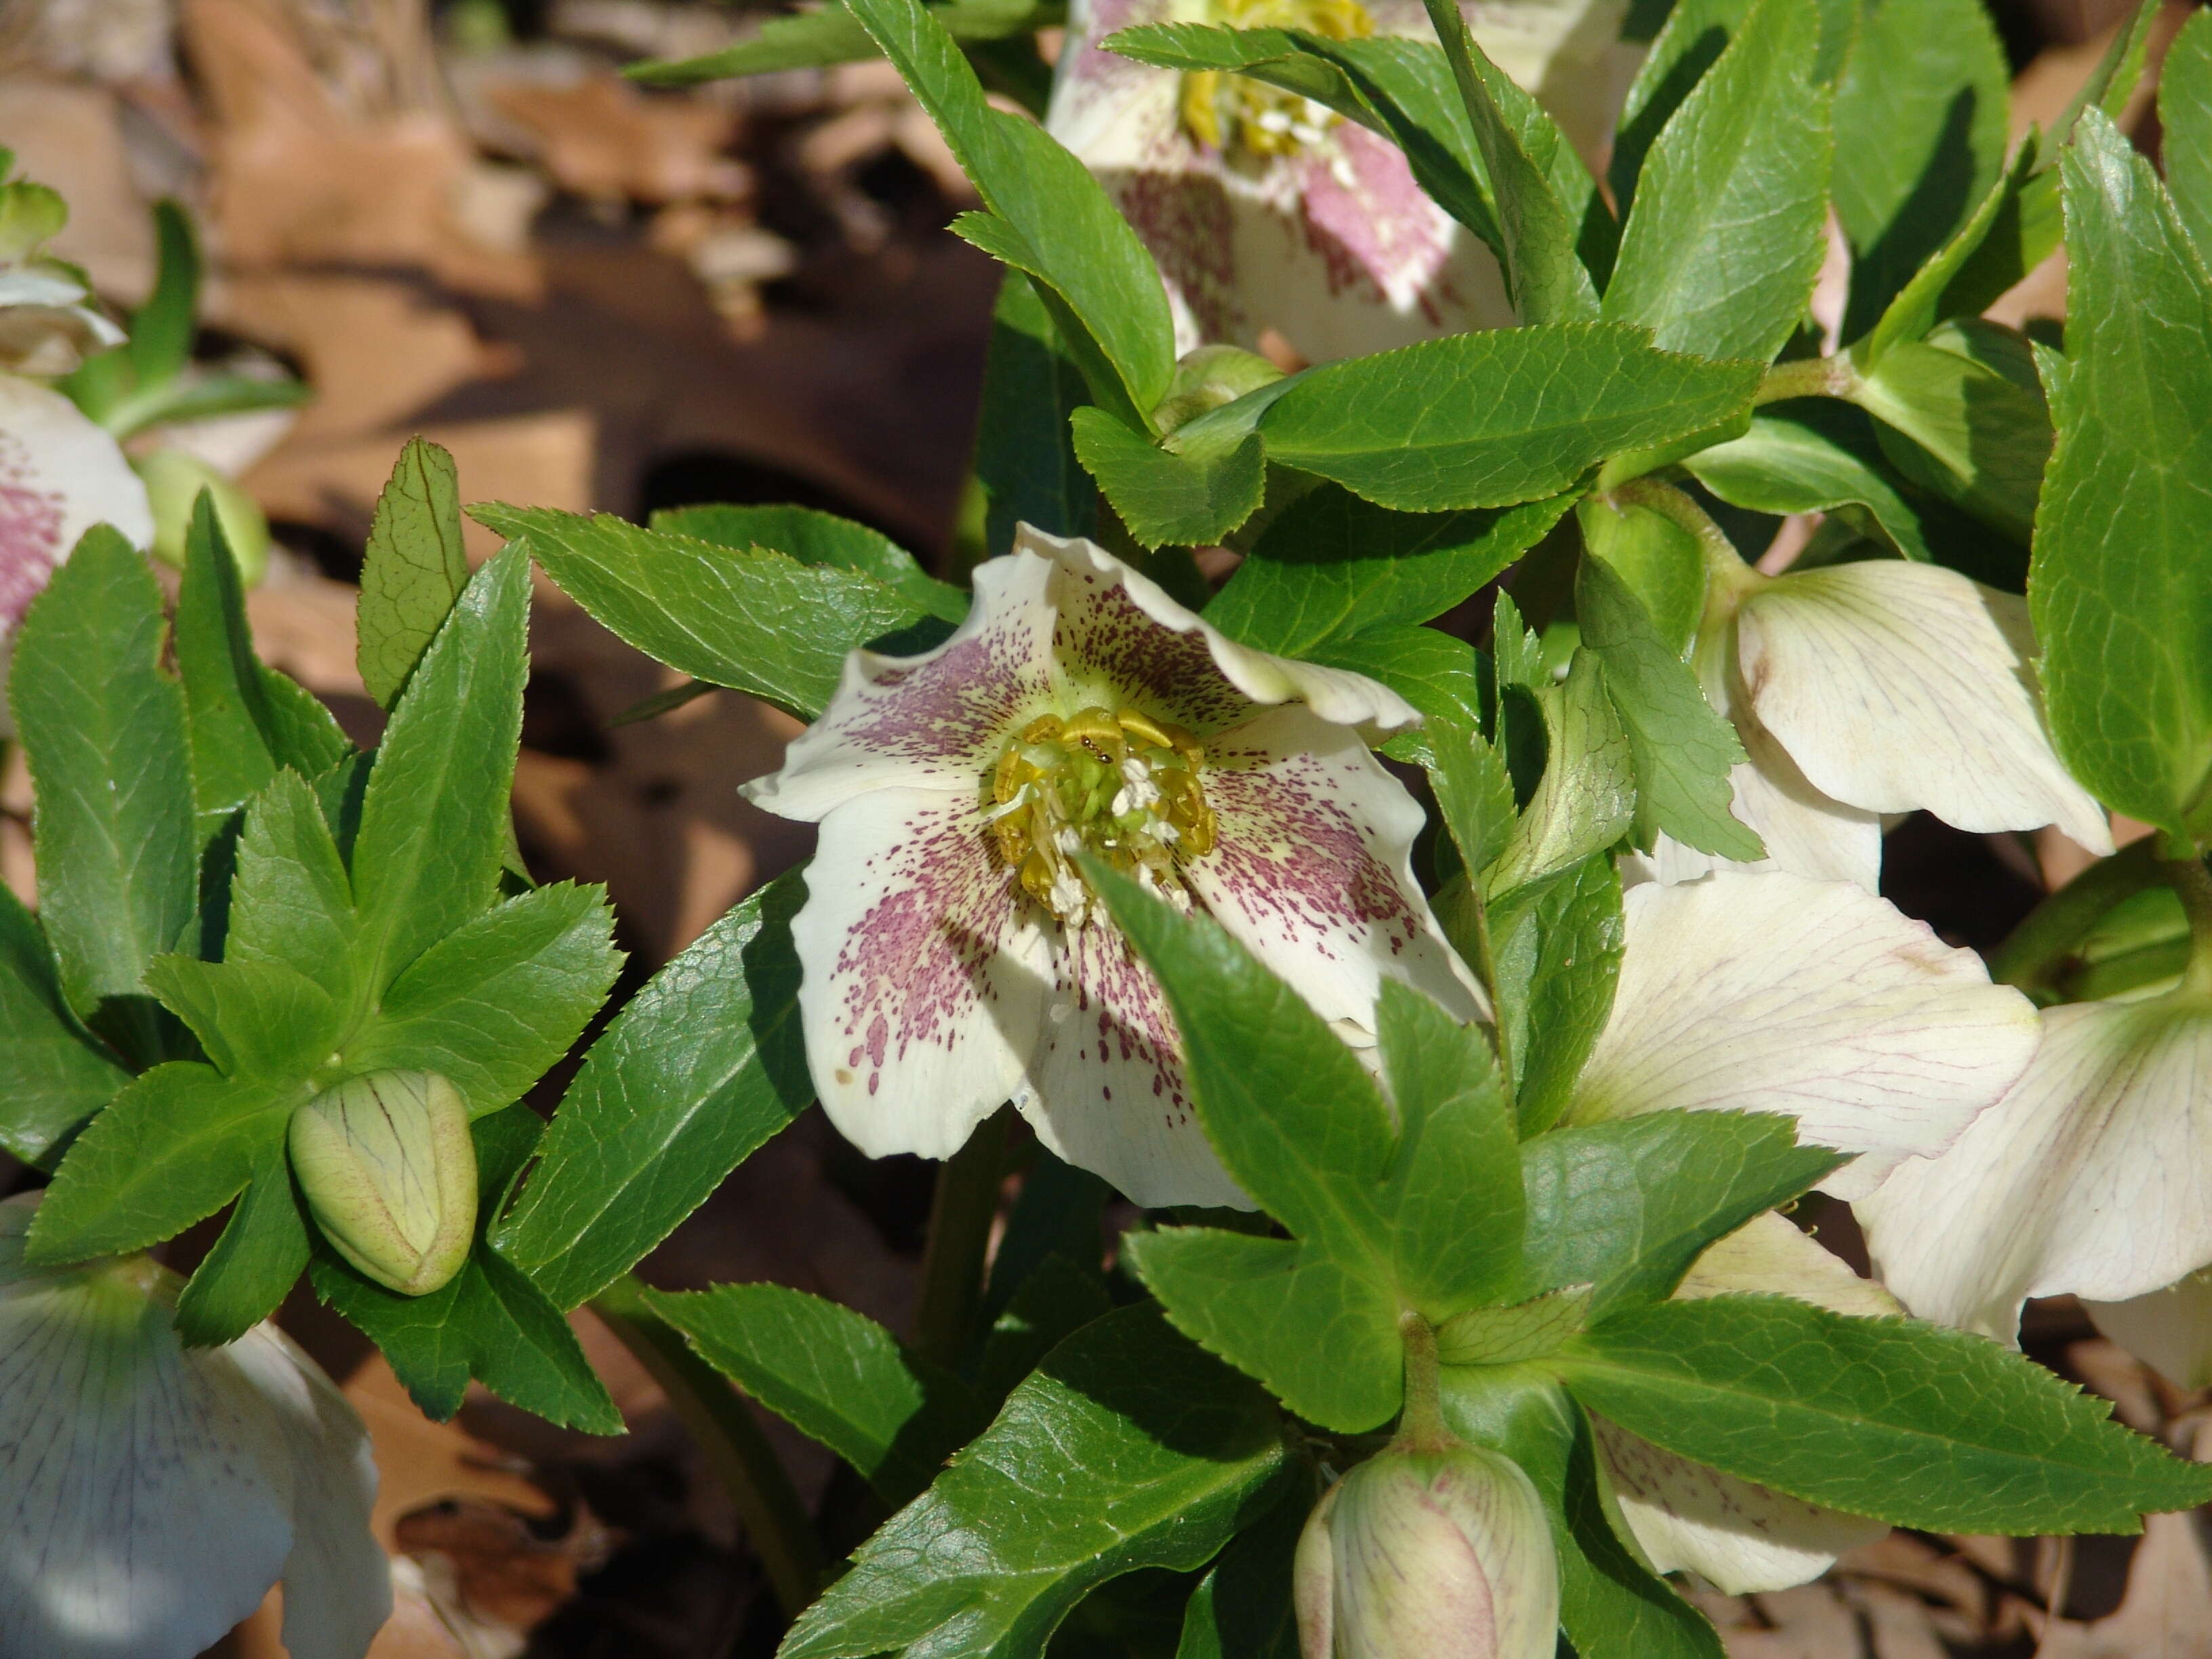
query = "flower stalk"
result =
(2162, 853, 2212, 1000)
(914, 1109, 1010, 1370)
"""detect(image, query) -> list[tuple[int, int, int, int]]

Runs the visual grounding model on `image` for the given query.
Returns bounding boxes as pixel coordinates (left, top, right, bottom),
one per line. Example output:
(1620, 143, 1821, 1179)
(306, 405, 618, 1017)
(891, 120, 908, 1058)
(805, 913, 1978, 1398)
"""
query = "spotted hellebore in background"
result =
(743, 525, 1484, 1207)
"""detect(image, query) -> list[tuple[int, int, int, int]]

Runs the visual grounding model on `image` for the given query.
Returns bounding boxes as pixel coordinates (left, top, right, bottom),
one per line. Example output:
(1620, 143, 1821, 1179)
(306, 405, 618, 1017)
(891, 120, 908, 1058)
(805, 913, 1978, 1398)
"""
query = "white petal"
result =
(1, 375, 154, 638)
(1675, 1210, 1902, 1320)
(743, 548, 1057, 821)
(1022, 527, 1420, 736)
(1594, 1416, 1887, 1595)
(795, 788, 1051, 1160)
(2086, 1267, 2212, 1393)
(1013, 916, 1250, 1208)
(1858, 998, 2212, 1340)
(0, 1196, 386, 1659)
(1459, 0, 1641, 173)
(1736, 562, 2113, 851)
(1571, 871, 2039, 1199)
(1181, 703, 1488, 1031)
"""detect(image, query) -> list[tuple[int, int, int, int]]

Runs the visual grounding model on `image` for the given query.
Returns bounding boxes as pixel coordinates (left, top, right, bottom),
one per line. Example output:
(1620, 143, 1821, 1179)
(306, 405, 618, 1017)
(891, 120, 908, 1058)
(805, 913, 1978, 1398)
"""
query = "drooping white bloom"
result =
(0, 1195, 390, 1659)
(744, 525, 1483, 1207)
(1858, 994, 2212, 1345)
(0, 373, 155, 718)
(1050, 0, 1636, 361)
(2085, 1267, 2212, 1392)
(1647, 558, 2112, 891)
(1592, 1213, 1891, 1593)
(0, 171, 123, 377)
(1566, 869, 2041, 1198)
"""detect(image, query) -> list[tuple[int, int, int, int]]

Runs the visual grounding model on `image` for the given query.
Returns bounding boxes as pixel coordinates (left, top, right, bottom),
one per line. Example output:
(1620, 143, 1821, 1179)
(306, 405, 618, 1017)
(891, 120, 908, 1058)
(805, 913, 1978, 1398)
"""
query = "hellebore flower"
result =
(1592, 1212, 1893, 1593)
(1294, 1441, 1559, 1659)
(743, 526, 1483, 1208)
(1858, 989, 2212, 1346)
(0, 1195, 390, 1659)
(0, 167, 123, 376)
(1048, 0, 1635, 362)
(1646, 557, 2110, 891)
(0, 372, 155, 716)
(1565, 869, 2040, 1199)
(290, 1071, 479, 1298)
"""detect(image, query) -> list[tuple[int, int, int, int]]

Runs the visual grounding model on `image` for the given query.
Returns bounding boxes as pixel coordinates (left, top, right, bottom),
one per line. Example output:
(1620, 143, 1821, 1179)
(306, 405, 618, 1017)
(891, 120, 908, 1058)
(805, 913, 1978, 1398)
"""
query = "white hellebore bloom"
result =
(1049, 0, 1637, 362)
(744, 525, 1483, 1208)
(0, 171, 125, 377)
(0, 372, 155, 720)
(0, 1194, 390, 1659)
(1648, 556, 2111, 892)
(1858, 989, 2212, 1351)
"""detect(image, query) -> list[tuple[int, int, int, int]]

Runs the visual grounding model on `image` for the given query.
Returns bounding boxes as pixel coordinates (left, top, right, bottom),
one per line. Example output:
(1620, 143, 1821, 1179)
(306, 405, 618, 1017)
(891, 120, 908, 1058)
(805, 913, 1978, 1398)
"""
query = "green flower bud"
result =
(1151, 344, 1285, 435)
(134, 449, 271, 588)
(1294, 1443, 1558, 1659)
(289, 1071, 478, 1296)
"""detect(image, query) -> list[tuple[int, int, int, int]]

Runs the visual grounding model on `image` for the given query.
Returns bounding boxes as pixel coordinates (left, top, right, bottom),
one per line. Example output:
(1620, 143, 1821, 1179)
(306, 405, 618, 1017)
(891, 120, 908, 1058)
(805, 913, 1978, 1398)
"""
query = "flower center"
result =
(985, 705, 1217, 926)
(1178, 0, 1376, 157)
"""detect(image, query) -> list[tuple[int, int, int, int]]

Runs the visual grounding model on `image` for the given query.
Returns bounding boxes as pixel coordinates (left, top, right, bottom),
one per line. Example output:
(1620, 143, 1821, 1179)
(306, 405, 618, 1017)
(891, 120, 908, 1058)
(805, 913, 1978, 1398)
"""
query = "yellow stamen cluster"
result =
(987, 705, 1217, 924)
(1179, 0, 1376, 157)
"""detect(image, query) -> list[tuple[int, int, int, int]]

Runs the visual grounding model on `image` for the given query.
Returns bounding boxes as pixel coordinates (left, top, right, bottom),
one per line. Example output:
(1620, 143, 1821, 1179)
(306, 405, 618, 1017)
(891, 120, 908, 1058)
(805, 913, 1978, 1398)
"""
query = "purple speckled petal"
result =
(1184, 704, 1488, 1033)
(794, 788, 1052, 1160)
(745, 548, 1058, 823)
(1023, 527, 1420, 736)
(1012, 913, 1250, 1208)
(0, 377, 151, 639)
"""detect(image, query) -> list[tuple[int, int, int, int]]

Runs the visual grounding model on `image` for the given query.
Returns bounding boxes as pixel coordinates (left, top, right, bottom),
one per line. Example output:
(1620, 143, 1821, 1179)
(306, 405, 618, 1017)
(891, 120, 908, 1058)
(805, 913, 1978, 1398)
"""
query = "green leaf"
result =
(630, 0, 1054, 82)
(1575, 491, 1704, 653)
(346, 882, 621, 1117)
(1258, 325, 1761, 514)
(1303, 625, 1486, 733)
(128, 199, 199, 389)
(1830, 0, 2008, 335)
(225, 770, 356, 1004)
(976, 1252, 1115, 1404)
(491, 870, 813, 1309)
(1489, 852, 1622, 1136)
(144, 955, 342, 1079)
(0, 884, 130, 1167)
(1435, 1286, 1594, 1366)
(9, 527, 195, 1025)
(1508, 1111, 1845, 1315)
(28, 1063, 296, 1263)
(348, 548, 529, 987)
(1557, 1294, 2212, 1532)
(172, 1140, 312, 1347)
(312, 1107, 621, 1431)
(846, 0, 1172, 428)
(1071, 407, 1265, 550)
(1609, 0, 1751, 214)
(1603, 0, 1832, 364)
(2031, 110, 2212, 838)
(649, 1282, 985, 1507)
(1172, 1488, 1303, 1659)
(1445, 1373, 1723, 1659)
(1576, 552, 1761, 859)
(976, 272, 1097, 553)
(173, 491, 278, 831)
(1684, 402, 1933, 556)
(1423, 714, 1518, 879)
(474, 504, 934, 722)
(357, 437, 470, 711)
(1861, 140, 2039, 364)
(2163, 8, 2212, 262)
(652, 501, 966, 621)
(779, 1305, 1286, 1659)
(1854, 319, 2050, 544)
(1206, 485, 1570, 657)
(1483, 656, 1635, 896)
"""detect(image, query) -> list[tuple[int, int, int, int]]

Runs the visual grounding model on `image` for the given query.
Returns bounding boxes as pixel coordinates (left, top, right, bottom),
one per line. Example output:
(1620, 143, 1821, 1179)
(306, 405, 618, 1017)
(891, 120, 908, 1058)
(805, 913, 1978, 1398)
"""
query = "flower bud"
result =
(289, 1070, 477, 1296)
(1294, 1443, 1557, 1659)
(134, 449, 271, 588)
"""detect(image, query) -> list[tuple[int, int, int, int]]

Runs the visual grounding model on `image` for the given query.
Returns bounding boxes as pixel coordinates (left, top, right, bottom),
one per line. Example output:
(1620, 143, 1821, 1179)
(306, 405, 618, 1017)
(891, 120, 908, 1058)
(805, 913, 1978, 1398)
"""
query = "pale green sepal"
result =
(289, 1069, 478, 1296)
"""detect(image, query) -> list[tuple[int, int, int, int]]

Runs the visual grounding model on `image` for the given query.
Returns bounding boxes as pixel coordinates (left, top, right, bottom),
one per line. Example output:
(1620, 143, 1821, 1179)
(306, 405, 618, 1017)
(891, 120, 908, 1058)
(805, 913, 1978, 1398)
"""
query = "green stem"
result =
(2164, 853, 2212, 1000)
(590, 1276, 823, 1622)
(1607, 476, 1764, 610)
(1395, 1313, 1451, 1452)
(1986, 837, 2164, 997)
(913, 1109, 1008, 1370)
(1755, 354, 1860, 405)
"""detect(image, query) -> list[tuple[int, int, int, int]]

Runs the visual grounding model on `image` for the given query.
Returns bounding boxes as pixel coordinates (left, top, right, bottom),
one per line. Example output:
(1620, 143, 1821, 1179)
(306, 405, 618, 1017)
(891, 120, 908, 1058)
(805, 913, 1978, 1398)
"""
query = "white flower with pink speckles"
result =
(744, 526, 1486, 1208)
(1047, 0, 1638, 363)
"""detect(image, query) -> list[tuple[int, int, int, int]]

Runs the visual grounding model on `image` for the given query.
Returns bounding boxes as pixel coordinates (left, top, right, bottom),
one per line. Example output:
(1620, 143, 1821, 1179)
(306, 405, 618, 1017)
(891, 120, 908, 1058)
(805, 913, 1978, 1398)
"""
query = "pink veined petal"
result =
(1570, 871, 2039, 1200)
(0, 375, 152, 636)
(1012, 914, 1250, 1209)
(1025, 526, 1420, 737)
(1181, 703, 1488, 1032)
(743, 549, 1058, 823)
(1858, 998, 2212, 1343)
(793, 788, 1051, 1161)
(1736, 562, 2113, 852)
